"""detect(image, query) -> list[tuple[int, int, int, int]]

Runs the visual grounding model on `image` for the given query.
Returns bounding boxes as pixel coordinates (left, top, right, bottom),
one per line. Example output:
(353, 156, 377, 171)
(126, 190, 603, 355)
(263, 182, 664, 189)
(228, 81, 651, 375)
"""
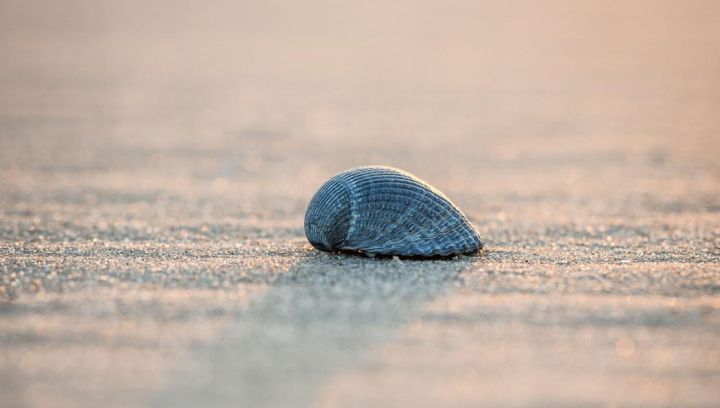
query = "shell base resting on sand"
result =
(304, 166, 484, 257)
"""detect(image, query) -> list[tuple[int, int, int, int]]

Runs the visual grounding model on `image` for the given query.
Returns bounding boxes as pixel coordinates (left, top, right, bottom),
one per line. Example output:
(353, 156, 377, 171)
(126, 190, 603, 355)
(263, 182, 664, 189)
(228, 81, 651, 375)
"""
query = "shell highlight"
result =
(304, 166, 483, 257)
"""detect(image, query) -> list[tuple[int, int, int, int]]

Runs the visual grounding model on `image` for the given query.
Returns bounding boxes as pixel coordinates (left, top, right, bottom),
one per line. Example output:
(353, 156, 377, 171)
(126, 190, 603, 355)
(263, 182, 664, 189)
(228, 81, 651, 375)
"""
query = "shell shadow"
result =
(152, 250, 485, 407)
(330, 247, 486, 260)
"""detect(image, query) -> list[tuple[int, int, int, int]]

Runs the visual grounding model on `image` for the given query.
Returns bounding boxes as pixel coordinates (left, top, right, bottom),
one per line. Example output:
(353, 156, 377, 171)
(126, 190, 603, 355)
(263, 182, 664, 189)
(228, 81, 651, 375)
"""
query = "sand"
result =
(1, 1, 719, 406)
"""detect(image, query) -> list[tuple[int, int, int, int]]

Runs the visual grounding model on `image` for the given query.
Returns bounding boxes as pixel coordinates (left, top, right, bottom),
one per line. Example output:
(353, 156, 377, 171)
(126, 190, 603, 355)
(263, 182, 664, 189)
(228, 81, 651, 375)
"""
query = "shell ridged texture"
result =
(304, 166, 483, 257)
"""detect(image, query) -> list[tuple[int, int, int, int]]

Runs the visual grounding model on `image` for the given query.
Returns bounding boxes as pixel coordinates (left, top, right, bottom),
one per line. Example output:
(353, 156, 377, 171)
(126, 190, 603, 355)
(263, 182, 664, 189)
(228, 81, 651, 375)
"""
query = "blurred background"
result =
(1, 1, 719, 407)
(1, 1, 719, 219)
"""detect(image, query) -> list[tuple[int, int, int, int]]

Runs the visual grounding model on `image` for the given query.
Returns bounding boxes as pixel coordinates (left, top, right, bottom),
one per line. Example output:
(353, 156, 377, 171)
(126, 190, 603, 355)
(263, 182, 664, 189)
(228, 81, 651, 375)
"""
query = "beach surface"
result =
(1, 1, 719, 406)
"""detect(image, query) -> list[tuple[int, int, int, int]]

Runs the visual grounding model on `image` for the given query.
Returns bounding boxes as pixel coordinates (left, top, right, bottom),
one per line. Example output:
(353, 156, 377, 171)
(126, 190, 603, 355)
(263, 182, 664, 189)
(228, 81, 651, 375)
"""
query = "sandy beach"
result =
(1, 1, 719, 406)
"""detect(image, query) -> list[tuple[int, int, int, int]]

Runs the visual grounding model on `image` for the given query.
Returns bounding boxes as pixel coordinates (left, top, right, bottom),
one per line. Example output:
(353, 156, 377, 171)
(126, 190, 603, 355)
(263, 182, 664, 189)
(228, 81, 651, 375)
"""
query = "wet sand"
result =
(1, 1, 719, 406)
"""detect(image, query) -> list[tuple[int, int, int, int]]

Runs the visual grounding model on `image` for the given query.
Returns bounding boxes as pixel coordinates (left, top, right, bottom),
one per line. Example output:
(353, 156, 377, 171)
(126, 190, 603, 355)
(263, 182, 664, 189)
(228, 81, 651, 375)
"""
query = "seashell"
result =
(304, 166, 484, 257)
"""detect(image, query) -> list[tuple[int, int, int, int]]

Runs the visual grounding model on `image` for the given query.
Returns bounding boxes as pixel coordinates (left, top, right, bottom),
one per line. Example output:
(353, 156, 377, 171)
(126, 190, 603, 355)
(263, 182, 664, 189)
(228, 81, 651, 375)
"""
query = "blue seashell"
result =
(304, 166, 484, 257)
